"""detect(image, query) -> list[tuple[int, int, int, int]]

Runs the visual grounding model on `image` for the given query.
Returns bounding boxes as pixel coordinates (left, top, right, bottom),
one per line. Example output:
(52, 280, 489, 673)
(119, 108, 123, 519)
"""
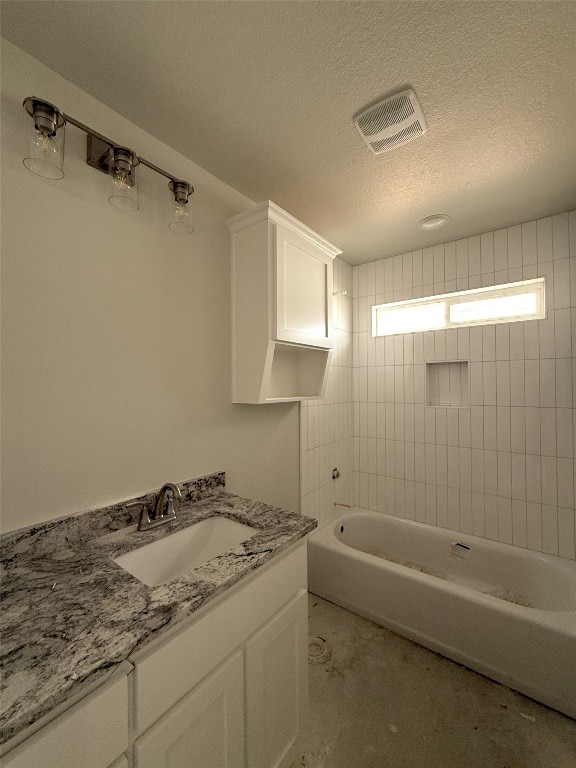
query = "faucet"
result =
(138, 483, 182, 531)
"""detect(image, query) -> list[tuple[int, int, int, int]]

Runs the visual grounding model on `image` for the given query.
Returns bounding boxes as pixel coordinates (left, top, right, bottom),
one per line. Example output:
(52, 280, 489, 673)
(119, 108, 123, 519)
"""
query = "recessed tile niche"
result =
(426, 361, 469, 407)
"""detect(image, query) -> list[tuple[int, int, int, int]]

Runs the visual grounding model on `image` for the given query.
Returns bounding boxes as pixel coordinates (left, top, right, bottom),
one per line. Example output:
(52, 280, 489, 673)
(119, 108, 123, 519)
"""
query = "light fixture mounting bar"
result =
(62, 110, 192, 190)
(86, 134, 114, 174)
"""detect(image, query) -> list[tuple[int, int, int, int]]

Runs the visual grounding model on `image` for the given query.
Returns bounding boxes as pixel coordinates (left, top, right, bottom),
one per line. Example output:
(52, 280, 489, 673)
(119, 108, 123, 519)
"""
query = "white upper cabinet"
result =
(227, 201, 342, 404)
(275, 222, 334, 349)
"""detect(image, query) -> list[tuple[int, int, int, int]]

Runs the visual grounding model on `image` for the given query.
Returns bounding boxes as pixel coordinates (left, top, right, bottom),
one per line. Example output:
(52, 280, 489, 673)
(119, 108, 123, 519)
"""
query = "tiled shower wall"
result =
(300, 257, 354, 527)
(353, 210, 576, 559)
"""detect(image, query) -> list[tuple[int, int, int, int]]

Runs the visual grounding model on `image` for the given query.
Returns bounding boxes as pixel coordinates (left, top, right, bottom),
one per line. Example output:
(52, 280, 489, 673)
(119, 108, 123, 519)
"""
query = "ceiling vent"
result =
(354, 89, 427, 155)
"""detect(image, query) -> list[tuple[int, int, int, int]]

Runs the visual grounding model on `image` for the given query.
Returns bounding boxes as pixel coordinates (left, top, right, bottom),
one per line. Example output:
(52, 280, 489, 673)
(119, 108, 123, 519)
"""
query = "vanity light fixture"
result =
(22, 96, 195, 233)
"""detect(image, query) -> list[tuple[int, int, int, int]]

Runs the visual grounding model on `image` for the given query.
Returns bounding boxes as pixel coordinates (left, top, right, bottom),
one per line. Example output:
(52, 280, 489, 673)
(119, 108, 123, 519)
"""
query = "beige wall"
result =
(1, 41, 299, 532)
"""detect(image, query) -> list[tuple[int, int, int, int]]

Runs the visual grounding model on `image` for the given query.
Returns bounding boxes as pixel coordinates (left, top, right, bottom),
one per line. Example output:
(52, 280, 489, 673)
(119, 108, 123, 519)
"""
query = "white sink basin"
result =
(114, 517, 259, 586)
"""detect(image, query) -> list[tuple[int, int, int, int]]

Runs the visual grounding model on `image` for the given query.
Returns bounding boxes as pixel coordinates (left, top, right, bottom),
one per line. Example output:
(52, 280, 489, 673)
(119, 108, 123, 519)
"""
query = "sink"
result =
(113, 517, 259, 586)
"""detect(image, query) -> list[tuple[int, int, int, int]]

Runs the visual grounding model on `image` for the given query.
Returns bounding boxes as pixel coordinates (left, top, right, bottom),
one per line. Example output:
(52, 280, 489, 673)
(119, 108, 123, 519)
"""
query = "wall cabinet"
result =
(274, 222, 334, 349)
(227, 201, 342, 403)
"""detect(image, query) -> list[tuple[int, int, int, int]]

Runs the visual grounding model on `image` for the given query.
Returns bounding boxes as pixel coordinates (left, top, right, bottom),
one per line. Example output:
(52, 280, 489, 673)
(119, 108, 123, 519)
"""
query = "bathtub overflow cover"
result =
(308, 636, 331, 664)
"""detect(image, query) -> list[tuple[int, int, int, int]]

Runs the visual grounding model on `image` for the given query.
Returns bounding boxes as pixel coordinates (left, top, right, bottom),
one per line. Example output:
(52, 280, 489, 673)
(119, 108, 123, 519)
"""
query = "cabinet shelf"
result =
(266, 343, 331, 403)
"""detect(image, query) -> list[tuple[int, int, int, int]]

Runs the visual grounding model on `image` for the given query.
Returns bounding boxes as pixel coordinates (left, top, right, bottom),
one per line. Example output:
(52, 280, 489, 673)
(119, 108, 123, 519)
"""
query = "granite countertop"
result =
(0, 473, 316, 746)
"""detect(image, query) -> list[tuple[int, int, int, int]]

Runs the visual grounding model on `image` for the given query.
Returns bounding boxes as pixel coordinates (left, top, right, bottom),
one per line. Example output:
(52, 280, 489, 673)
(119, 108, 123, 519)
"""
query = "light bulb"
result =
(32, 130, 58, 161)
(112, 170, 131, 192)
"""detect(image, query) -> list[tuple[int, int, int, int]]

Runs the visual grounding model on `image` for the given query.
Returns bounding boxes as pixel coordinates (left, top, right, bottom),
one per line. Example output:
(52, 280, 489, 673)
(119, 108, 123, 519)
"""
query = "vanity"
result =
(0, 473, 316, 768)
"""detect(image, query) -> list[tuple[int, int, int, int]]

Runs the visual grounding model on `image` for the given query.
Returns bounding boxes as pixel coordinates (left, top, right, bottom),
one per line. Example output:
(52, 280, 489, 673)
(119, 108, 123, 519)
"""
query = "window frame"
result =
(371, 278, 545, 338)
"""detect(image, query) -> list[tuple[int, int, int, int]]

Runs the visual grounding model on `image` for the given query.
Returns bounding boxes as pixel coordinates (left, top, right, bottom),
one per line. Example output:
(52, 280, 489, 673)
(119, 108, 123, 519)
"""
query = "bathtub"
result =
(308, 509, 576, 719)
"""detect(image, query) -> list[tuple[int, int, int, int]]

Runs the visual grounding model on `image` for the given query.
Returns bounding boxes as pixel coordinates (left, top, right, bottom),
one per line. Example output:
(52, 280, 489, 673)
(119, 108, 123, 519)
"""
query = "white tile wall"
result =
(300, 257, 354, 528)
(352, 210, 576, 559)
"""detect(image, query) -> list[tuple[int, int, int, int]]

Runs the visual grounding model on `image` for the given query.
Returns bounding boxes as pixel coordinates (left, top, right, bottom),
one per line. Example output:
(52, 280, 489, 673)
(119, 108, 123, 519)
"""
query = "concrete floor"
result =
(291, 594, 576, 768)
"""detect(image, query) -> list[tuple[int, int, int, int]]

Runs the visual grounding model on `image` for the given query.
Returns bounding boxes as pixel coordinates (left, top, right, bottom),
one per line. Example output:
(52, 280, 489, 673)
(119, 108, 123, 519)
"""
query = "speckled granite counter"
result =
(0, 472, 316, 745)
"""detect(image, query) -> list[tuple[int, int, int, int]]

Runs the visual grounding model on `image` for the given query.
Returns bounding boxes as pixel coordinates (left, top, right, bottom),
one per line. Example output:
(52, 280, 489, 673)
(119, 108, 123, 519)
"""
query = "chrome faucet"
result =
(138, 483, 182, 531)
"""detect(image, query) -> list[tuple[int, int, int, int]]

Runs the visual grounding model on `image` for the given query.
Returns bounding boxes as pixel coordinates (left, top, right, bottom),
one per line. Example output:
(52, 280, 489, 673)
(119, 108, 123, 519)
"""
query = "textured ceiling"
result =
(2, 1, 576, 265)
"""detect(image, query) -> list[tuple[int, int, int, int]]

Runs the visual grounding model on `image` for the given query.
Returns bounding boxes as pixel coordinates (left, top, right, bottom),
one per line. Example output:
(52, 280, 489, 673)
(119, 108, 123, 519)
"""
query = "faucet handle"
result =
(138, 506, 153, 530)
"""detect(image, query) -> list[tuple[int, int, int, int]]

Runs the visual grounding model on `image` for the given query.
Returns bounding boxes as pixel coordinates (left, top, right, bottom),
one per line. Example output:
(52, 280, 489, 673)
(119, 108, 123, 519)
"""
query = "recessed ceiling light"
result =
(418, 214, 450, 230)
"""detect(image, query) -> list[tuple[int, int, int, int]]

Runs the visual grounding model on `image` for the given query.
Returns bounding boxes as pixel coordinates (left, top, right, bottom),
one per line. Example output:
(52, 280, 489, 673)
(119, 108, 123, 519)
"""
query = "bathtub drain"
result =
(308, 636, 331, 664)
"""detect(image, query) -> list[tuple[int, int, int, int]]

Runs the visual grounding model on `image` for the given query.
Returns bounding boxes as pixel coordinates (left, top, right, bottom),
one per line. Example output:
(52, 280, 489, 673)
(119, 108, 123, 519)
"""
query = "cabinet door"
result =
(2, 674, 128, 768)
(275, 224, 333, 349)
(245, 590, 309, 768)
(134, 651, 244, 768)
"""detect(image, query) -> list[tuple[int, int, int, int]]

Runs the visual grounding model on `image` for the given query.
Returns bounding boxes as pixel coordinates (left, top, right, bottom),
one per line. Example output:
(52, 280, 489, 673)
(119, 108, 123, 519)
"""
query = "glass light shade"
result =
(169, 201, 194, 234)
(108, 147, 139, 211)
(23, 98, 65, 179)
(168, 180, 194, 234)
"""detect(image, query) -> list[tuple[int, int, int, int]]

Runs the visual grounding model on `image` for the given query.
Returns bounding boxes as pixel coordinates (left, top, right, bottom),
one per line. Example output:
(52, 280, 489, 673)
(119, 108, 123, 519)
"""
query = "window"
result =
(372, 278, 545, 338)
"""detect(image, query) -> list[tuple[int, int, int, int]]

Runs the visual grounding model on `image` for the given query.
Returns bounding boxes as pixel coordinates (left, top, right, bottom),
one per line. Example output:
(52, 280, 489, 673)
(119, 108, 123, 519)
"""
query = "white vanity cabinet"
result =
(131, 542, 309, 768)
(1, 672, 129, 768)
(245, 591, 308, 768)
(2, 542, 310, 768)
(133, 651, 245, 768)
(227, 201, 342, 403)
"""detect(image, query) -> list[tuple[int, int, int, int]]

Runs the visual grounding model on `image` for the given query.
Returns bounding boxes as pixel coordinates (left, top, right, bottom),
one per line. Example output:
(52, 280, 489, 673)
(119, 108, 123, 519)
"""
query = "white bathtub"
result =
(308, 509, 576, 719)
